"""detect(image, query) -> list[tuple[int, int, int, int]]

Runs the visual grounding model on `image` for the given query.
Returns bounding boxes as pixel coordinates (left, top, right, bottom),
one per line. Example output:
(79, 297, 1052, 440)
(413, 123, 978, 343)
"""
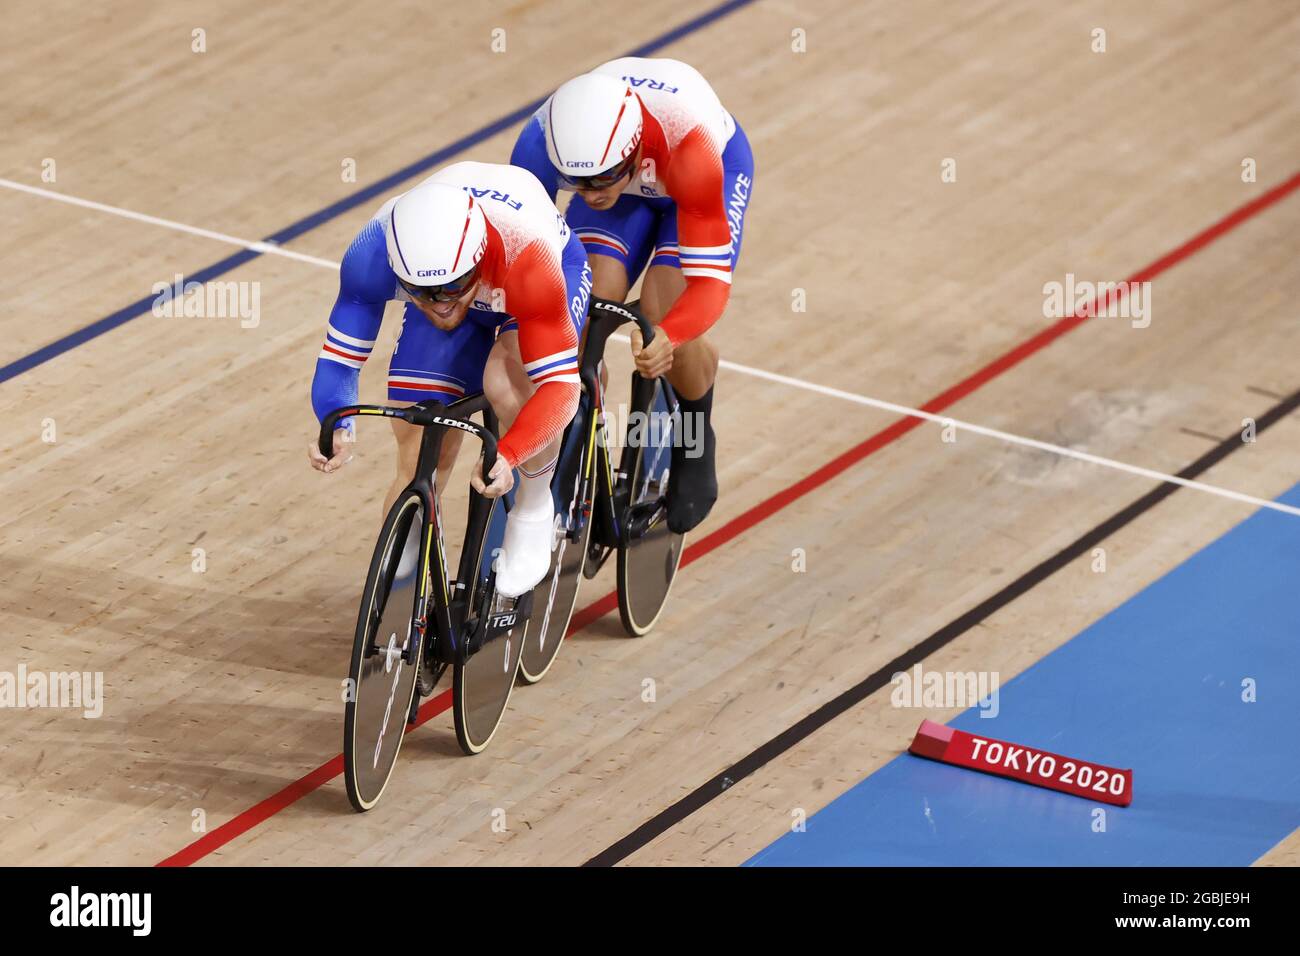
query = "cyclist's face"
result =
(575, 147, 640, 210)
(414, 283, 476, 331)
(577, 176, 629, 210)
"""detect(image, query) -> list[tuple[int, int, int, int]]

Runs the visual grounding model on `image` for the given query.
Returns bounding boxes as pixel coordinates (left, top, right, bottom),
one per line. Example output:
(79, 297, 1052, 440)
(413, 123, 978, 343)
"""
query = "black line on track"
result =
(584, 387, 1300, 866)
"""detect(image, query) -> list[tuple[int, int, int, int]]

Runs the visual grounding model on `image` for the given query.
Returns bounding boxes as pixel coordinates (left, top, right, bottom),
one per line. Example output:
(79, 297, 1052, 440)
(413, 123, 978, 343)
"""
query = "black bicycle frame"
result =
(318, 395, 499, 667)
(575, 299, 674, 554)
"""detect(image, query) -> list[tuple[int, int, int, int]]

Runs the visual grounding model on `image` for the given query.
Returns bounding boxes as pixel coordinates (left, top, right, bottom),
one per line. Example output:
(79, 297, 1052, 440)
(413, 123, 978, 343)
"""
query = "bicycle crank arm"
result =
(623, 498, 668, 542)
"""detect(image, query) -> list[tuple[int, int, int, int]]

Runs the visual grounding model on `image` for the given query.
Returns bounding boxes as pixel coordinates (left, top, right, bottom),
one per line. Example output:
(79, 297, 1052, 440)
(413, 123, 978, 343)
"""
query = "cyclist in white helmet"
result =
(512, 57, 753, 534)
(307, 163, 592, 598)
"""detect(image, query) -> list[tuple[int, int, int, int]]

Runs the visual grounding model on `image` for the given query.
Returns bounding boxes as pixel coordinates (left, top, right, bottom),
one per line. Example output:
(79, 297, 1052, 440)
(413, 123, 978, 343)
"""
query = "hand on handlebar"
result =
(470, 454, 515, 498)
(630, 326, 673, 379)
(308, 427, 354, 473)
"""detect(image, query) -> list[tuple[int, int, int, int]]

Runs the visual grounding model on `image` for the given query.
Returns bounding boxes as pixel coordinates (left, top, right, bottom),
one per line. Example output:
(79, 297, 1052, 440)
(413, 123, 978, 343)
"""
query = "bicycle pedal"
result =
(583, 543, 613, 579)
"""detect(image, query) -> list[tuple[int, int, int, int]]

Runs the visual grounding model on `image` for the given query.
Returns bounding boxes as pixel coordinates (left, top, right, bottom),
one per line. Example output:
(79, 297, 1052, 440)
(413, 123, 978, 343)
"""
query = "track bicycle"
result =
(318, 396, 530, 811)
(516, 299, 687, 684)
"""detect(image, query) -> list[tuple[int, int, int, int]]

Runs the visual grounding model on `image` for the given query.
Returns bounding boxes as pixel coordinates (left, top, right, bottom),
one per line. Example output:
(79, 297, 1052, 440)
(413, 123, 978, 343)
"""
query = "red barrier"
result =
(909, 719, 1133, 807)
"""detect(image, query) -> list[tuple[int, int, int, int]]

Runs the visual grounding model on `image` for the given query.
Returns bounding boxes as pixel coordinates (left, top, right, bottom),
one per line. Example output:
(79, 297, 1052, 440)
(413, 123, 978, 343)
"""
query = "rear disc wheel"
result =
(453, 496, 526, 753)
(616, 378, 685, 636)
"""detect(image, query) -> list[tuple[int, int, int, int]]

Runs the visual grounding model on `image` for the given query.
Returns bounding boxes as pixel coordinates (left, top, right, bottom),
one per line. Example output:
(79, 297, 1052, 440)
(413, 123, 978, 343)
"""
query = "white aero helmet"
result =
(545, 72, 643, 187)
(386, 182, 488, 301)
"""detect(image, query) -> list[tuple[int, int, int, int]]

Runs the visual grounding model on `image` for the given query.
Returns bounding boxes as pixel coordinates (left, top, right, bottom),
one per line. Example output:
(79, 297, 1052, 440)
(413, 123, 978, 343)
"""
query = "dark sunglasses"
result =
(397, 263, 481, 304)
(558, 149, 641, 191)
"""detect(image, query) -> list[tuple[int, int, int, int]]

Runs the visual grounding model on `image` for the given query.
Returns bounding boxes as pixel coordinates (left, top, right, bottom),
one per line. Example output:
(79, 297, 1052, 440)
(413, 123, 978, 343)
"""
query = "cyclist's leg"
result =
(637, 231, 718, 533)
(567, 193, 658, 300)
(641, 264, 719, 400)
(383, 303, 494, 514)
(483, 327, 555, 597)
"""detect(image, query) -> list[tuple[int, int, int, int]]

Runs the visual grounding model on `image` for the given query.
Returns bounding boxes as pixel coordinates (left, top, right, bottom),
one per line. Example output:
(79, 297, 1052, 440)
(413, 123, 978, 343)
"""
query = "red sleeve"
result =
(659, 127, 733, 347)
(496, 240, 580, 468)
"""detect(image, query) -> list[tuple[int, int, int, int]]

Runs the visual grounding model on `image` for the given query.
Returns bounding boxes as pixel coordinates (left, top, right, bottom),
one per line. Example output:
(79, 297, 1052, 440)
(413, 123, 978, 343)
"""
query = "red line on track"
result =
(156, 169, 1300, 867)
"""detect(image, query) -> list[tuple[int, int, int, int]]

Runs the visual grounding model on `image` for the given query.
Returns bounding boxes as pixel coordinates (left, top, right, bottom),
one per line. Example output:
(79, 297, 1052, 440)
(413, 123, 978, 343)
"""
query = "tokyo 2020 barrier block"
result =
(908, 719, 1133, 807)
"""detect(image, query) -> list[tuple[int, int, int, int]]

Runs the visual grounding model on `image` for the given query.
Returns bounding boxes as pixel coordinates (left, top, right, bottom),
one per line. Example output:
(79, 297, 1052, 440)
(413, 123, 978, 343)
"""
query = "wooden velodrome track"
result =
(1, 0, 1298, 866)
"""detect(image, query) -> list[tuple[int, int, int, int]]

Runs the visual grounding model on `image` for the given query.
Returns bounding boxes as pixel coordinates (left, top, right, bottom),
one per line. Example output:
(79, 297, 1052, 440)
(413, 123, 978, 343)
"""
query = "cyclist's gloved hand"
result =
(471, 453, 515, 498)
(587, 297, 672, 379)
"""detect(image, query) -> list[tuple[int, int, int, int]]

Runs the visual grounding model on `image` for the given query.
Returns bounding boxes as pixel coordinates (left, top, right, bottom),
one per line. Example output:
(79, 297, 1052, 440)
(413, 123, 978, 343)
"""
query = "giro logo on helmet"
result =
(385, 181, 490, 299)
(545, 72, 644, 181)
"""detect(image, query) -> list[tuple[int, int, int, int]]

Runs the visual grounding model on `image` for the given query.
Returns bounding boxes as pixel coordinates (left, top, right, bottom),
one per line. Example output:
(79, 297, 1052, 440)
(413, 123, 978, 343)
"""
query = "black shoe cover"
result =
(666, 387, 717, 534)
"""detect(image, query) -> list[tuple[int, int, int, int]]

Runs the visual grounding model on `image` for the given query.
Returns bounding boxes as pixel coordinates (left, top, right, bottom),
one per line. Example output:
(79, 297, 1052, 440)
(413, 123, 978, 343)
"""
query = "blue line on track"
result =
(0, 0, 759, 386)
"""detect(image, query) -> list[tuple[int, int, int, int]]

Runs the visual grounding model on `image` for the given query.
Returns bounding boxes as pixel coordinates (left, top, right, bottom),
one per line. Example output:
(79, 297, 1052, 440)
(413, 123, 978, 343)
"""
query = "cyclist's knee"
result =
(667, 336, 719, 399)
(437, 431, 463, 475)
(640, 264, 686, 324)
(700, 335, 720, 377)
(590, 254, 630, 301)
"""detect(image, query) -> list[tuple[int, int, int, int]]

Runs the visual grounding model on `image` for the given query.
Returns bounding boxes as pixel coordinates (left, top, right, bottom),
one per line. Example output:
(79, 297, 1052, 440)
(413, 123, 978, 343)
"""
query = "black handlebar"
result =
(318, 299, 651, 480)
(589, 297, 655, 346)
(318, 402, 498, 483)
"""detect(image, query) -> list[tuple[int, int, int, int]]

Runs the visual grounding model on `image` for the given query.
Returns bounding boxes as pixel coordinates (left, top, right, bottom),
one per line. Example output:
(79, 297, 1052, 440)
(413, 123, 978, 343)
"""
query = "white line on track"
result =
(6, 177, 1296, 518)
(0, 178, 339, 269)
(708, 353, 1300, 519)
